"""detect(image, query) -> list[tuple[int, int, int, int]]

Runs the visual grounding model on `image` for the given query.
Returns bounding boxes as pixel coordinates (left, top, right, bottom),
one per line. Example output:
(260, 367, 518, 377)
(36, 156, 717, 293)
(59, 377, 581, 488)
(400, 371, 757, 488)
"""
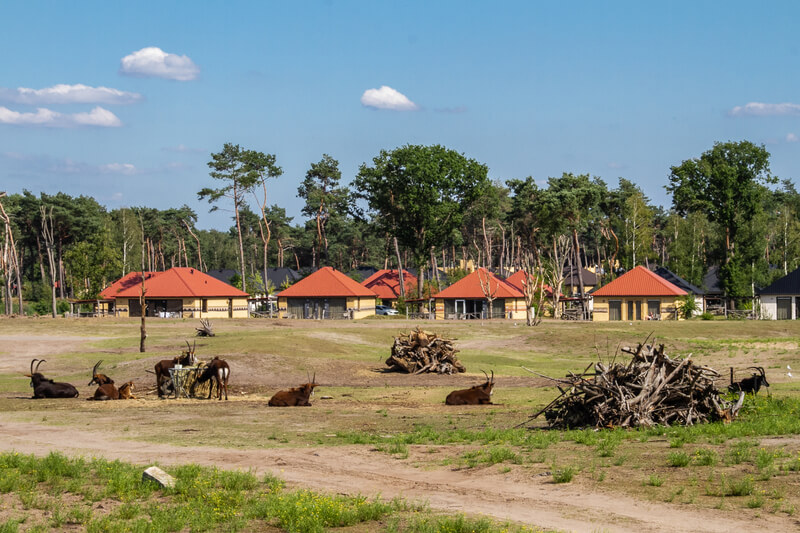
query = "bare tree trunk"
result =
(430, 246, 441, 291)
(0, 194, 23, 314)
(394, 236, 405, 299)
(233, 183, 247, 293)
(40, 206, 57, 318)
(182, 219, 203, 271)
(478, 268, 498, 319)
(573, 229, 587, 320)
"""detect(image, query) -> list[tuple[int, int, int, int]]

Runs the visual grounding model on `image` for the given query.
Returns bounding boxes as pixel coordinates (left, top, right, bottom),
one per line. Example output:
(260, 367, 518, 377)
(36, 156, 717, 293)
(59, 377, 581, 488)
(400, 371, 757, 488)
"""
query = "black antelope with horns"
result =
(268, 373, 317, 406)
(26, 359, 79, 399)
(154, 341, 197, 398)
(445, 370, 495, 405)
(729, 366, 770, 396)
(88, 360, 114, 387)
(194, 357, 230, 400)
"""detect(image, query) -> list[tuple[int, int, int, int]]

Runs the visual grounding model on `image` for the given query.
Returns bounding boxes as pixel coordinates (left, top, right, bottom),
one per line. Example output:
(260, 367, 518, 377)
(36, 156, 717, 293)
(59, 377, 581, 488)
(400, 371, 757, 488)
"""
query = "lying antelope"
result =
(268, 373, 317, 406)
(26, 359, 79, 399)
(445, 370, 495, 405)
(194, 357, 230, 400)
(154, 341, 197, 398)
(88, 360, 114, 387)
(91, 381, 136, 401)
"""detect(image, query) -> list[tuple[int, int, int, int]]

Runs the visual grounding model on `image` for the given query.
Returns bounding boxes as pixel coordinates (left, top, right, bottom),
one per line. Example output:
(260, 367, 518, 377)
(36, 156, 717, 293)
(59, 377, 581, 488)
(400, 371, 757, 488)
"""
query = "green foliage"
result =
(677, 294, 699, 319)
(667, 452, 690, 467)
(552, 466, 577, 483)
(354, 144, 490, 280)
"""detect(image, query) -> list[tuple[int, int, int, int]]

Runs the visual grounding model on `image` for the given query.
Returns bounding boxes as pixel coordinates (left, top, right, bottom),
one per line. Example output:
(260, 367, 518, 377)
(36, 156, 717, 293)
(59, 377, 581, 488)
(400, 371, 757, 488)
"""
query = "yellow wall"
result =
(112, 297, 248, 318)
(276, 296, 376, 319)
(592, 296, 682, 322)
(434, 297, 528, 320)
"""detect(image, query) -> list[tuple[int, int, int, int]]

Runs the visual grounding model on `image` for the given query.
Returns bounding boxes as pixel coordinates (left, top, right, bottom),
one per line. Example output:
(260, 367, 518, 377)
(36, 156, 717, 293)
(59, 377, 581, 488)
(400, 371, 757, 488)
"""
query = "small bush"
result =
(693, 449, 718, 466)
(647, 474, 664, 487)
(699, 312, 715, 320)
(668, 452, 690, 467)
(552, 466, 577, 483)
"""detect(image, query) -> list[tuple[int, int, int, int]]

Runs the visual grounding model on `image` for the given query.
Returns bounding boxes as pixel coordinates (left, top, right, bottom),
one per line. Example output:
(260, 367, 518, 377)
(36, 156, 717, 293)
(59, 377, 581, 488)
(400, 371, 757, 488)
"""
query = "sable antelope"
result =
(88, 360, 114, 387)
(268, 373, 317, 406)
(729, 366, 770, 396)
(154, 341, 197, 398)
(25, 359, 79, 399)
(445, 370, 495, 405)
(90, 381, 136, 401)
(193, 357, 230, 400)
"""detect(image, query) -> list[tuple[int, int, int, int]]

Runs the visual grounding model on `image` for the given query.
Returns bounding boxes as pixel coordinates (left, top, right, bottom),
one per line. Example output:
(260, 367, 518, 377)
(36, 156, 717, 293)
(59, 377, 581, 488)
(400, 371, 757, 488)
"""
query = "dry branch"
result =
(195, 319, 215, 337)
(385, 327, 465, 374)
(525, 341, 744, 428)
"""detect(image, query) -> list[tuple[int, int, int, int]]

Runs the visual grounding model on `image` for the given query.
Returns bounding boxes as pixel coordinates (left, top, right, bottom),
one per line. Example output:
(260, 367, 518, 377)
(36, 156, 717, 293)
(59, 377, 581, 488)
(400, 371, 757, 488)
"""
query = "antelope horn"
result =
(35, 359, 46, 372)
(92, 360, 102, 375)
(306, 371, 310, 383)
(312, 372, 316, 384)
(481, 369, 489, 381)
(192, 340, 196, 353)
(185, 340, 192, 352)
(491, 370, 494, 383)
(30, 359, 37, 375)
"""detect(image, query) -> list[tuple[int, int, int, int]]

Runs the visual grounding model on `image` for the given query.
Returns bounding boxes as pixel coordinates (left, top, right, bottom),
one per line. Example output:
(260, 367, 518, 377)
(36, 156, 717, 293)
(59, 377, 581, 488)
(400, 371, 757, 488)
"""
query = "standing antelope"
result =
(729, 366, 770, 396)
(26, 359, 79, 399)
(88, 360, 114, 387)
(268, 373, 317, 406)
(154, 341, 197, 398)
(445, 370, 495, 405)
(193, 357, 230, 400)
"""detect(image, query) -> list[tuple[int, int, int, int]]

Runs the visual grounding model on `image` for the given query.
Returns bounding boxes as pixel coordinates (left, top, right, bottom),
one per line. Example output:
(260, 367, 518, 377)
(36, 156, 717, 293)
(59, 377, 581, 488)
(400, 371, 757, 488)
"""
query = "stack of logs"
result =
(385, 327, 466, 374)
(530, 341, 744, 428)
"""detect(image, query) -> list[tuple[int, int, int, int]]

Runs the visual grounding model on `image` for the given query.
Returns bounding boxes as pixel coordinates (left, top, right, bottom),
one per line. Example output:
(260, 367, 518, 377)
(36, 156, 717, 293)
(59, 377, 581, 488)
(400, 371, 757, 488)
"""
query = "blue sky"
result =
(2, 1, 799, 229)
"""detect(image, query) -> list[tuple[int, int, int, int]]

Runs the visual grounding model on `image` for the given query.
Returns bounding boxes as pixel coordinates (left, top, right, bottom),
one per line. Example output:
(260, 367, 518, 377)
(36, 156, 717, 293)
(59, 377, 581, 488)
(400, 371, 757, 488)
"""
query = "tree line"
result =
(1, 140, 795, 316)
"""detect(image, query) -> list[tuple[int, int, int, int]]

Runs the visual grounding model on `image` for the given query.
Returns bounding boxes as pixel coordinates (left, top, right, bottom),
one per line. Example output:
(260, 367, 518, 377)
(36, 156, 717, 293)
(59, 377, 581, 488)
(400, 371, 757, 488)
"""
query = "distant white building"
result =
(758, 267, 800, 320)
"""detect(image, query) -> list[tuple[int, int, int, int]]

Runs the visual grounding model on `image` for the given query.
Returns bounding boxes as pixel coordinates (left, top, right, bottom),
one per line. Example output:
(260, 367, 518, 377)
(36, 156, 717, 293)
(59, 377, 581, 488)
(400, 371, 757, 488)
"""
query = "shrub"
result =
(668, 452, 690, 467)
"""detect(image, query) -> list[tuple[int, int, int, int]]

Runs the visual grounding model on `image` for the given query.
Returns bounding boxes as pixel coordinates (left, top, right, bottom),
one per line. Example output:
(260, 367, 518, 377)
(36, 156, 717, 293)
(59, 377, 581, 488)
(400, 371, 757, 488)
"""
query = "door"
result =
(627, 301, 634, 321)
(609, 300, 622, 321)
(455, 300, 466, 317)
(777, 297, 791, 320)
(228, 299, 233, 318)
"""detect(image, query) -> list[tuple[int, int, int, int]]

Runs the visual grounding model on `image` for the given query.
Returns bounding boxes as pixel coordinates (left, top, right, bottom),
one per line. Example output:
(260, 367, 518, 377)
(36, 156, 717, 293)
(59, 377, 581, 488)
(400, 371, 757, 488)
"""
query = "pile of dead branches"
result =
(385, 327, 466, 374)
(526, 340, 744, 428)
(195, 319, 215, 337)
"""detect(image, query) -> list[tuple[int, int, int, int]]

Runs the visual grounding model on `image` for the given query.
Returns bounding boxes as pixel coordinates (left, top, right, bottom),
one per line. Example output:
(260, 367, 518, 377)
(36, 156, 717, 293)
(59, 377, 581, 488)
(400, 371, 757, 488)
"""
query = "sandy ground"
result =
(2, 327, 799, 532)
(0, 417, 797, 533)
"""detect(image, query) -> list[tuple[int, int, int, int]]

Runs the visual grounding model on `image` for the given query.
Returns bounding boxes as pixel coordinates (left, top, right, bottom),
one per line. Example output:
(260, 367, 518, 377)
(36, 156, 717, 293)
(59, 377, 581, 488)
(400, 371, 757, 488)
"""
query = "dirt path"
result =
(0, 418, 794, 533)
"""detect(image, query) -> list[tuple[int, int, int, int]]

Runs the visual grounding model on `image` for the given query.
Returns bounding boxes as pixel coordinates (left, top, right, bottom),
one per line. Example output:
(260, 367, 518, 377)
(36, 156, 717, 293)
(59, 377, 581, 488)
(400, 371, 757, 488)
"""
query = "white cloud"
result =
(162, 144, 205, 154)
(729, 102, 800, 117)
(100, 163, 138, 175)
(361, 85, 418, 111)
(120, 47, 199, 81)
(787, 133, 799, 143)
(0, 105, 121, 127)
(0, 84, 142, 105)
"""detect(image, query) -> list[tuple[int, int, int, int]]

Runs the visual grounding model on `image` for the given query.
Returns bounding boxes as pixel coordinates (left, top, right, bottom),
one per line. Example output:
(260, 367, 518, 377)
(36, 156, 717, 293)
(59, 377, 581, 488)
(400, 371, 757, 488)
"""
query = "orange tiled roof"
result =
(592, 266, 687, 297)
(434, 268, 524, 299)
(361, 269, 417, 300)
(101, 268, 249, 299)
(278, 266, 378, 298)
(504, 270, 555, 295)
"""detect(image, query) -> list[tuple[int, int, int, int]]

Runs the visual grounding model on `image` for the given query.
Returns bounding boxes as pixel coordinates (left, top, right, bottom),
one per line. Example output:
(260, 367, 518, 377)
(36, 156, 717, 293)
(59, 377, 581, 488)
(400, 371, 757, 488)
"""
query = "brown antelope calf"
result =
(154, 341, 197, 398)
(194, 357, 230, 400)
(91, 381, 136, 401)
(88, 360, 114, 387)
(445, 371, 495, 405)
(268, 373, 317, 406)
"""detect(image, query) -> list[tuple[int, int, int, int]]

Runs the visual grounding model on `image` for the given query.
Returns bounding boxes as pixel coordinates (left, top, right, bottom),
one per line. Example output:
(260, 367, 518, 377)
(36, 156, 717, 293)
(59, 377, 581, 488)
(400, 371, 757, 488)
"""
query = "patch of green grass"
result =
(647, 474, 664, 487)
(552, 465, 577, 483)
(668, 451, 690, 467)
(693, 449, 718, 466)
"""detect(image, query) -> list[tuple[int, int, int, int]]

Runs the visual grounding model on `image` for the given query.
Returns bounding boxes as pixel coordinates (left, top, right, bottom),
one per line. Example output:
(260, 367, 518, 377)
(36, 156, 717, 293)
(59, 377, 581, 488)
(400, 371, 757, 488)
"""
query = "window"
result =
(609, 300, 622, 321)
(202, 299, 208, 313)
(647, 300, 661, 319)
(777, 297, 791, 320)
